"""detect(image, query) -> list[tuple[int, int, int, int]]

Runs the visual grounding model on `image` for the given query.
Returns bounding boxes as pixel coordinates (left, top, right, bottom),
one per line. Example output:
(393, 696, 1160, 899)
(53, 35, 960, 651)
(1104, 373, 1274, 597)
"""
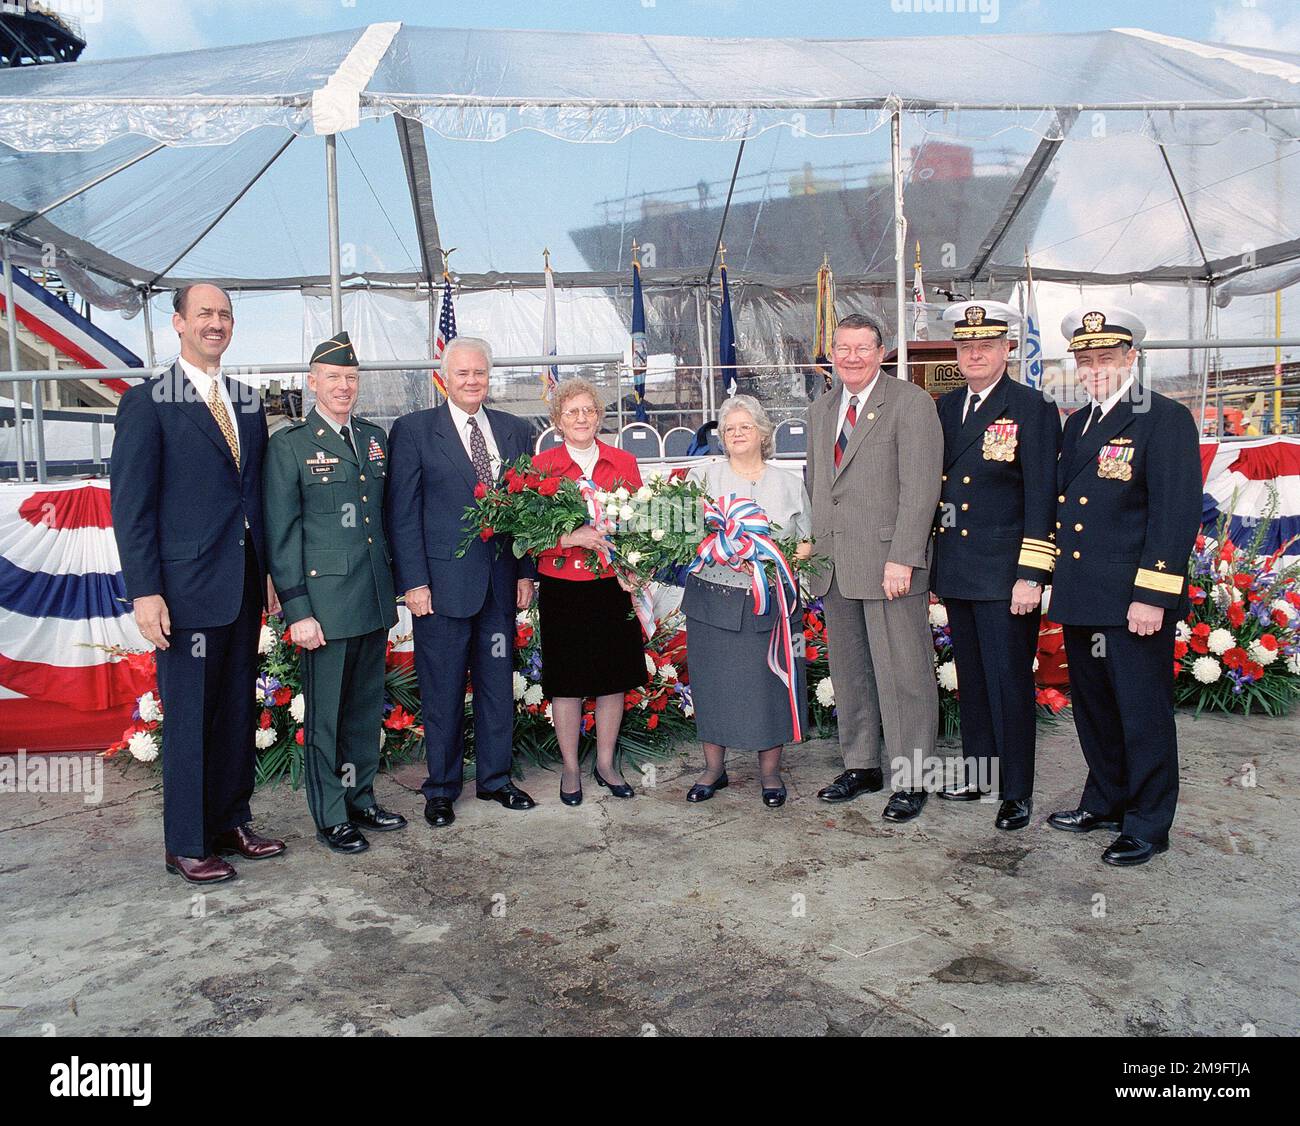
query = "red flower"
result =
(583, 714, 595, 732)
(1227, 602, 1246, 629)
(258, 709, 273, 729)
(646, 712, 660, 730)
(514, 624, 534, 649)
(1192, 622, 1210, 636)
(1257, 633, 1279, 651)
(294, 728, 304, 745)
(473, 482, 488, 499)
(1035, 687, 1068, 713)
(384, 705, 415, 731)
(537, 476, 563, 497)
(523, 473, 543, 489)
(506, 473, 526, 494)
(1233, 573, 1253, 591)
(1245, 660, 1265, 680)
(806, 646, 821, 662)
(1188, 585, 1206, 605)
(1222, 646, 1247, 671)
(1273, 610, 1290, 628)
(1173, 661, 1182, 678)
(1287, 591, 1300, 609)
(1173, 639, 1188, 660)
(1195, 534, 1206, 551)
(274, 686, 292, 706)
(479, 526, 495, 541)
(1219, 540, 1236, 562)
(649, 694, 668, 712)
(804, 629, 816, 642)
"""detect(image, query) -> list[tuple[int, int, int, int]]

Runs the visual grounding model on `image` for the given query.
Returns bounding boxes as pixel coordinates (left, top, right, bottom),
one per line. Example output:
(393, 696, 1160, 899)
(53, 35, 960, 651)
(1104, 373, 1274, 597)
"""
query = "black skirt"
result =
(538, 575, 648, 699)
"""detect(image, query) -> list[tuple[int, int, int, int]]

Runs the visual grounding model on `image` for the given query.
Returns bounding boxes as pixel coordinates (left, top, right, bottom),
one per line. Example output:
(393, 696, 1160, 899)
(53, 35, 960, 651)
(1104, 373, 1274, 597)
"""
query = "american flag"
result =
(432, 273, 456, 399)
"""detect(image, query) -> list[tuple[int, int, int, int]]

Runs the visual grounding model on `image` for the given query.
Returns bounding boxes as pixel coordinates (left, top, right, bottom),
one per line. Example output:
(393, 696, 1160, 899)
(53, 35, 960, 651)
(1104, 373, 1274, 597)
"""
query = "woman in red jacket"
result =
(533, 379, 648, 806)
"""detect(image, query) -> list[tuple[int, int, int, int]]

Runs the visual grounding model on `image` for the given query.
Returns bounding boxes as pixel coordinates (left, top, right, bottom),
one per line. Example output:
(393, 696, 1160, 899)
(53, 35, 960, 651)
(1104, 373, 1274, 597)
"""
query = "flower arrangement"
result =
(1175, 502, 1300, 715)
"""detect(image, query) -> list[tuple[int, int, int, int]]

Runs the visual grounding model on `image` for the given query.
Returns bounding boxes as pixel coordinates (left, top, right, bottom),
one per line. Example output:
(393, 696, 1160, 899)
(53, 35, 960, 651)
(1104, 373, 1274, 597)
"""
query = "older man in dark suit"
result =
(385, 336, 538, 828)
(111, 283, 285, 883)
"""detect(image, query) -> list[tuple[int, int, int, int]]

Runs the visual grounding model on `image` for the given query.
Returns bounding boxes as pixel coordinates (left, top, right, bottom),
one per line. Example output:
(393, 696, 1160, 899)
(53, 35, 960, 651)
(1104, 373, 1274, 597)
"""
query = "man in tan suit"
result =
(806, 313, 944, 821)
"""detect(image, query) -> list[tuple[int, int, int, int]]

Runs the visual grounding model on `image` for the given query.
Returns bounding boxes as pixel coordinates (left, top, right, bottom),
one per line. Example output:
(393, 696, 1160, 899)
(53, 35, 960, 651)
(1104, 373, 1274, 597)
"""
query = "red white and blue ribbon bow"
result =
(687, 493, 802, 741)
(574, 476, 656, 641)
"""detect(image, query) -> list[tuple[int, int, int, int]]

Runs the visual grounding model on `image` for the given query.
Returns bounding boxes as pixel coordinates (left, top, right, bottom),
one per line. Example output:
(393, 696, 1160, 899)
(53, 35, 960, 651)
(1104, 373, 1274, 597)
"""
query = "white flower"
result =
(1287, 654, 1300, 676)
(289, 693, 305, 723)
(1192, 656, 1222, 684)
(1248, 639, 1279, 666)
(137, 691, 162, 723)
(594, 490, 610, 506)
(254, 726, 278, 750)
(627, 551, 643, 566)
(660, 663, 678, 681)
(1174, 620, 1191, 642)
(636, 486, 653, 502)
(619, 505, 635, 521)
(645, 653, 657, 677)
(1032, 657, 1040, 673)
(651, 528, 666, 542)
(682, 702, 695, 718)
(1207, 628, 1236, 656)
(513, 672, 527, 700)
(815, 677, 835, 707)
(128, 730, 158, 762)
(647, 467, 668, 481)
(936, 660, 958, 692)
(545, 701, 554, 725)
(523, 684, 545, 707)
(1271, 598, 1295, 621)
(258, 624, 276, 654)
(614, 486, 630, 502)
(927, 603, 948, 628)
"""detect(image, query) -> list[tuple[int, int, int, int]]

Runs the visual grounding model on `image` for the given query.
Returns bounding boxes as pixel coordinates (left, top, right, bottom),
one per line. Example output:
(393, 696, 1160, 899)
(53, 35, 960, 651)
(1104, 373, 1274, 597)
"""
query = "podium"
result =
(883, 341, 963, 401)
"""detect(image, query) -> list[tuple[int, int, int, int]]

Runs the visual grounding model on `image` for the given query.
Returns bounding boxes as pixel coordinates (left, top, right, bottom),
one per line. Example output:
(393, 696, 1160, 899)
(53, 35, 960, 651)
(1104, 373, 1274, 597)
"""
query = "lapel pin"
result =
(867, 412, 876, 420)
(316, 428, 325, 436)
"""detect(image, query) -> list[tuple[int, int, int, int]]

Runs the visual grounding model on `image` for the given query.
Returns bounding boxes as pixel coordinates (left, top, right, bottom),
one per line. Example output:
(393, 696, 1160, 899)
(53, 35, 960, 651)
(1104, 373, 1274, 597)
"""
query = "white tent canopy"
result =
(0, 23, 1297, 306)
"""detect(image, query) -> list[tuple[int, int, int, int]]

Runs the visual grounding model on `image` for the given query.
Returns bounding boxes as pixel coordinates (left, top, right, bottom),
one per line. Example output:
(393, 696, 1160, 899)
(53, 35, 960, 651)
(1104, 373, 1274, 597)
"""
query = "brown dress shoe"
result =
(165, 853, 237, 883)
(212, 824, 286, 859)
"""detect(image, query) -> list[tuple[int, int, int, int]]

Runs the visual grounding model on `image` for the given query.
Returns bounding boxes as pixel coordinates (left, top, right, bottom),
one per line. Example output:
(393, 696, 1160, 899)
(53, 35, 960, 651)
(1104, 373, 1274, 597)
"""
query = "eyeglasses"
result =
(722, 424, 757, 436)
(833, 345, 880, 359)
(561, 406, 600, 419)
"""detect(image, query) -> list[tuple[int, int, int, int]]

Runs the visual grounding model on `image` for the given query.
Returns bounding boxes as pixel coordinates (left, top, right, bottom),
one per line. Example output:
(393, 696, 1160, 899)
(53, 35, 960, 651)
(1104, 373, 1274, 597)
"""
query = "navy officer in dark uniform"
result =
(1047, 307, 1201, 866)
(931, 300, 1061, 830)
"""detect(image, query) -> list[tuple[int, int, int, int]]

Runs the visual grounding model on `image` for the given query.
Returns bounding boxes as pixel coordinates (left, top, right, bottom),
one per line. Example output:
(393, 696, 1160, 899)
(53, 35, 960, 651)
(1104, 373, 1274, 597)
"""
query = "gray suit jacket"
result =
(805, 374, 944, 599)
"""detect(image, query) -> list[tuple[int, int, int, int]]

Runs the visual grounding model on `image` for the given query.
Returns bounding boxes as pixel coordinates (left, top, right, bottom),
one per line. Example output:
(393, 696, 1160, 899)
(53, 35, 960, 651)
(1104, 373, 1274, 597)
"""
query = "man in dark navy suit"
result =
(385, 336, 538, 829)
(931, 300, 1061, 831)
(111, 283, 285, 883)
(1047, 307, 1201, 867)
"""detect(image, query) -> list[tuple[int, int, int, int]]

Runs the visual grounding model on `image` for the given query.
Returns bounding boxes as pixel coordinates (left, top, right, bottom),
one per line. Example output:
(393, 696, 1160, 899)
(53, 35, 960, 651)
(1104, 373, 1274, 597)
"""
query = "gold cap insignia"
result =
(1083, 311, 1104, 334)
(967, 305, 985, 325)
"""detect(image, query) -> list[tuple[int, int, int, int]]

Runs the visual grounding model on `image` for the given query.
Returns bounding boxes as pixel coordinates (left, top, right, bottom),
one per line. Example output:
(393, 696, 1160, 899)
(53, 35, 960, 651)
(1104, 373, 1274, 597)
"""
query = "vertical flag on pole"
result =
(719, 247, 737, 399)
(813, 253, 837, 394)
(630, 240, 649, 422)
(433, 264, 456, 401)
(1022, 248, 1044, 389)
(911, 240, 928, 341)
(542, 248, 558, 401)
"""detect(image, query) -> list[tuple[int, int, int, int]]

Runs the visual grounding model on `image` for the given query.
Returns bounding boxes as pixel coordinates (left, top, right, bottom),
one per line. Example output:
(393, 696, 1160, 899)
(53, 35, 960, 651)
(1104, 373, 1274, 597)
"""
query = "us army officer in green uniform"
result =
(264, 331, 406, 854)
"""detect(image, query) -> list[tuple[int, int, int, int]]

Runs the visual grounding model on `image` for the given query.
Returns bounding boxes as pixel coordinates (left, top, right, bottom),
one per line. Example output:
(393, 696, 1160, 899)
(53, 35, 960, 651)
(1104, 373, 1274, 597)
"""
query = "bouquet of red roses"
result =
(457, 456, 590, 560)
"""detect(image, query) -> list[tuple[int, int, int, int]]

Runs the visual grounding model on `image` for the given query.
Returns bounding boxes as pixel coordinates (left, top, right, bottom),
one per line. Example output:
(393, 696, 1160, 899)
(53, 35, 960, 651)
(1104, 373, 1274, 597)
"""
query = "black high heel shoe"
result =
(686, 771, 730, 803)
(593, 765, 635, 799)
(560, 780, 583, 806)
(761, 778, 787, 808)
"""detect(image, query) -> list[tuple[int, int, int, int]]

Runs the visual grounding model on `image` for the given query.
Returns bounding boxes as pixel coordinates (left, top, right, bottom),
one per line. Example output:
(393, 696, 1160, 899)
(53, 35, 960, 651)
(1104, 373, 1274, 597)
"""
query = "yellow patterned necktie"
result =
(206, 378, 240, 470)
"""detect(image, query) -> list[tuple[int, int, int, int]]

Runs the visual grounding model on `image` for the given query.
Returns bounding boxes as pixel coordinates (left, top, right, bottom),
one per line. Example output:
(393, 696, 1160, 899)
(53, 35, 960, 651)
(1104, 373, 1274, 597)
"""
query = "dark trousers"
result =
(1063, 618, 1179, 842)
(301, 627, 387, 830)
(154, 541, 260, 857)
(946, 598, 1040, 800)
(412, 576, 514, 801)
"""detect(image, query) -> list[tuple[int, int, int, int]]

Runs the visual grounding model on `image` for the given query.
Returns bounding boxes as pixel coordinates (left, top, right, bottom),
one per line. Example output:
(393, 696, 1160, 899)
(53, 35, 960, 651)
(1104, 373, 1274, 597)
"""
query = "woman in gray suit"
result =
(683, 395, 811, 808)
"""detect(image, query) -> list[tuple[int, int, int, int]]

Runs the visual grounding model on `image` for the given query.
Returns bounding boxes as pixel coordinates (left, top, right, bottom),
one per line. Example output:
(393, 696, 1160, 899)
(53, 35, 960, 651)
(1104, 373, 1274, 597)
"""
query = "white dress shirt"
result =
(316, 408, 353, 442)
(180, 356, 239, 460)
(962, 373, 1003, 423)
(447, 399, 502, 476)
(835, 372, 881, 437)
(1082, 373, 1136, 434)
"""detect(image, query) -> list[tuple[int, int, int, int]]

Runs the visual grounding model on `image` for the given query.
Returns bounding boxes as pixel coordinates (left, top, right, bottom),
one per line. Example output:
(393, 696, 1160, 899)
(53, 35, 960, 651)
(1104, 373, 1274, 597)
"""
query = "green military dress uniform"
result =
(264, 373, 398, 831)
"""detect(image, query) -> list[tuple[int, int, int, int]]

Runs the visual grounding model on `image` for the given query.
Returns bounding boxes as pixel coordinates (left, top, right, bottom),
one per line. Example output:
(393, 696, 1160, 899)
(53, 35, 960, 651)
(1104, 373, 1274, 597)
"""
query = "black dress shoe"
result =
(686, 771, 729, 803)
(882, 789, 928, 822)
(938, 782, 983, 801)
(477, 781, 536, 810)
(593, 766, 635, 799)
(316, 822, 370, 854)
(351, 805, 407, 832)
(995, 797, 1033, 831)
(1102, 834, 1169, 867)
(560, 783, 583, 806)
(816, 768, 883, 803)
(1047, 808, 1121, 834)
(761, 780, 787, 808)
(424, 798, 455, 827)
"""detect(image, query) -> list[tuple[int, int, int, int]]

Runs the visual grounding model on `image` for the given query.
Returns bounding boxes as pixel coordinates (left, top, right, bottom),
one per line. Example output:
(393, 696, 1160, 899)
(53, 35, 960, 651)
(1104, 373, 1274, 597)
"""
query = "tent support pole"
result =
(2, 236, 27, 482)
(325, 133, 343, 334)
(704, 290, 715, 420)
(141, 287, 156, 367)
(891, 103, 908, 381)
(694, 286, 709, 428)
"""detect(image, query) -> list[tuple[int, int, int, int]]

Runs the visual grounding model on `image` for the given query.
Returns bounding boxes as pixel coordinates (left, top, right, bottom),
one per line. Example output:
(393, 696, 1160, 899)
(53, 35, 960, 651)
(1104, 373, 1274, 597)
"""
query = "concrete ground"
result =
(1, 709, 1296, 1037)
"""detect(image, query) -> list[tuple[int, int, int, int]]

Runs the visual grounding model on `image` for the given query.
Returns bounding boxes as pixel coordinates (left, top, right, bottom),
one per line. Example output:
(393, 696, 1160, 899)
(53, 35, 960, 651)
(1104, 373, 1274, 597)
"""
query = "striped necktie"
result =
(206, 379, 240, 469)
(834, 395, 858, 470)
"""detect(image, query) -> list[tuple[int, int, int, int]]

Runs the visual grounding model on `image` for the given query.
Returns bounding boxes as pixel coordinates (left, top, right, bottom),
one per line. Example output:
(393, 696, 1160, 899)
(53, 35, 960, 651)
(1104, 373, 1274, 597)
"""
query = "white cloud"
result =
(1210, 2, 1300, 53)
